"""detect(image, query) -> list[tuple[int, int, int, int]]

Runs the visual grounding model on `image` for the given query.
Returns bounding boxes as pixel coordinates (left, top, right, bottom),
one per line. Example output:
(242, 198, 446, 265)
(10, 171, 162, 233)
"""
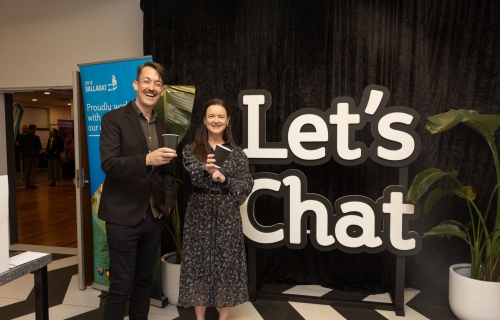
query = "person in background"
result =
(98, 61, 176, 320)
(178, 99, 253, 320)
(45, 128, 64, 186)
(16, 124, 29, 176)
(18, 124, 42, 189)
(16, 124, 28, 146)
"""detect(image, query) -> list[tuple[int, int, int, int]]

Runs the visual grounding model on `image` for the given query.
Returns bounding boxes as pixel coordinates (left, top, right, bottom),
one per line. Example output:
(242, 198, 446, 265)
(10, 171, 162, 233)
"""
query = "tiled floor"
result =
(1, 244, 457, 320)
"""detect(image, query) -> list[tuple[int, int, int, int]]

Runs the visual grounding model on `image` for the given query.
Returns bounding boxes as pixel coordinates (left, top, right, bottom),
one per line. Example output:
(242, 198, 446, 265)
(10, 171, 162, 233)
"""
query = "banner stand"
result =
(247, 165, 408, 317)
(150, 297, 169, 308)
(78, 56, 166, 308)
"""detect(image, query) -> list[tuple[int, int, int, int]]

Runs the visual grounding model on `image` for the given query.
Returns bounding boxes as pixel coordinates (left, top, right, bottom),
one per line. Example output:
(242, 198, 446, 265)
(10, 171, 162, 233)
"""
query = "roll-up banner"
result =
(78, 57, 166, 301)
(13, 102, 24, 143)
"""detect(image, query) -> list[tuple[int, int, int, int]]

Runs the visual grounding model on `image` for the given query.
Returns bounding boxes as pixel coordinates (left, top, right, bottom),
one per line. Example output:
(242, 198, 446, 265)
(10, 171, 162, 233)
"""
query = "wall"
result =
(0, 94, 11, 268)
(0, 0, 144, 90)
(18, 104, 72, 128)
(0, 94, 6, 175)
(0, 0, 143, 246)
(48, 105, 72, 126)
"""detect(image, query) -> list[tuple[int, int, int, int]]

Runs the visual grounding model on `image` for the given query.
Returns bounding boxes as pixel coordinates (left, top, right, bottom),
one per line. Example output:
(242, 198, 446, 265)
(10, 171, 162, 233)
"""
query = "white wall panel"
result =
(0, 0, 143, 90)
(0, 93, 9, 273)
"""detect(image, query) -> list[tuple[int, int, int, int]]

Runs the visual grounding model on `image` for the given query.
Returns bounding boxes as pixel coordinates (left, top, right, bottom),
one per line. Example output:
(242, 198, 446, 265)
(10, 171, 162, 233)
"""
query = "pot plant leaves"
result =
(408, 109, 500, 282)
(155, 85, 196, 264)
(423, 222, 467, 241)
(422, 187, 475, 214)
(407, 169, 458, 203)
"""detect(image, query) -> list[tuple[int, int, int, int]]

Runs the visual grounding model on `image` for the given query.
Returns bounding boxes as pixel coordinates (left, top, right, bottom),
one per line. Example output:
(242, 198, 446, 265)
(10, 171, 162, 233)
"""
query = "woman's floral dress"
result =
(178, 142, 253, 308)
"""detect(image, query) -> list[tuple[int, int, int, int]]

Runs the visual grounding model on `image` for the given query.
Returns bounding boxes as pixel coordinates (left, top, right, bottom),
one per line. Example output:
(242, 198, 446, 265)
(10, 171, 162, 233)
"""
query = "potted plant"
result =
(406, 109, 500, 320)
(155, 85, 195, 305)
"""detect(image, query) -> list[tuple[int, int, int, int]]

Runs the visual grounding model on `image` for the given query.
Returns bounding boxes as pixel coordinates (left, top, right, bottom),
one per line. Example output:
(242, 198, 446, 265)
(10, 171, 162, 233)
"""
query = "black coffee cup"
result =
(162, 134, 178, 150)
(214, 144, 232, 168)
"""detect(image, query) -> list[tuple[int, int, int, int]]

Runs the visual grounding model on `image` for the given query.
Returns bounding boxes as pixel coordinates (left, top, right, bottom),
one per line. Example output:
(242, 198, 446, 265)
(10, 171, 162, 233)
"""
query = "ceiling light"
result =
(32, 99, 37, 101)
(44, 92, 50, 95)
(68, 103, 71, 105)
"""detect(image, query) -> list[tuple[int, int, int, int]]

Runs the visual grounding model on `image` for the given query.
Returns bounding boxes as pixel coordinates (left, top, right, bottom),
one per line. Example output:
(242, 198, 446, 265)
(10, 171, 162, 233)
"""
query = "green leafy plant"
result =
(155, 85, 195, 264)
(407, 109, 500, 282)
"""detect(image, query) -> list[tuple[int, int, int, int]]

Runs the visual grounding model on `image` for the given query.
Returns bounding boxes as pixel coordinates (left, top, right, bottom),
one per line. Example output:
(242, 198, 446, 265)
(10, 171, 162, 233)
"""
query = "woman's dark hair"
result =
(192, 98, 234, 162)
(52, 128, 59, 135)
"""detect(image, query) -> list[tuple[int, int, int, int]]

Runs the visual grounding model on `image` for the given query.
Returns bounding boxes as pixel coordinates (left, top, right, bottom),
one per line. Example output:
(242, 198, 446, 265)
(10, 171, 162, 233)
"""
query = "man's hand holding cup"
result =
(146, 147, 177, 166)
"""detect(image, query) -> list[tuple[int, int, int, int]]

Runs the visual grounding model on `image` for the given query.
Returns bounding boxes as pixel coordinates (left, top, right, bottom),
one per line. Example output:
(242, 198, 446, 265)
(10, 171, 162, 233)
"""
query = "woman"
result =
(45, 128, 64, 186)
(178, 99, 253, 320)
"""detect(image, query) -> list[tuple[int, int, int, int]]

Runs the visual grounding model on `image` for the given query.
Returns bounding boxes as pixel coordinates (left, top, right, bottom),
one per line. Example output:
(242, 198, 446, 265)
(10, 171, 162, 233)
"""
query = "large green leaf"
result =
(423, 185, 475, 216)
(426, 109, 500, 144)
(423, 188, 452, 214)
(154, 85, 196, 144)
(463, 114, 500, 144)
(153, 85, 195, 263)
(407, 169, 458, 203)
(426, 109, 468, 133)
(439, 219, 468, 229)
(423, 223, 467, 240)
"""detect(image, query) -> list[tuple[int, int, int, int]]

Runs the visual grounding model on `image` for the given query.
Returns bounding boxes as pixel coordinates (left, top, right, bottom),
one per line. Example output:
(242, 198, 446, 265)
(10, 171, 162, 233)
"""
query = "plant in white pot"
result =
(407, 109, 500, 320)
(155, 85, 195, 305)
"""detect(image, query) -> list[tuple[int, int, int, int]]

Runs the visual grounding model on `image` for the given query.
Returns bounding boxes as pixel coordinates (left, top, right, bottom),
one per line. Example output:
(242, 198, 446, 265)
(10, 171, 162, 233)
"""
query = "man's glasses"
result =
(138, 78, 164, 90)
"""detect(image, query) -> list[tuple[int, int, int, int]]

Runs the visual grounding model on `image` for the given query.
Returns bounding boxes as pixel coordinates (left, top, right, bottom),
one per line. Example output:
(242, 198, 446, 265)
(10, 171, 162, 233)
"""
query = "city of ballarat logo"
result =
(84, 75, 118, 92)
(108, 75, 118, 91)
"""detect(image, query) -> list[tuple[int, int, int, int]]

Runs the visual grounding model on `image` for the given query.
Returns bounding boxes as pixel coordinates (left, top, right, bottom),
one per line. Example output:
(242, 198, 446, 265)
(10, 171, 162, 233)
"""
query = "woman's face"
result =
(204, 104, 230, 138)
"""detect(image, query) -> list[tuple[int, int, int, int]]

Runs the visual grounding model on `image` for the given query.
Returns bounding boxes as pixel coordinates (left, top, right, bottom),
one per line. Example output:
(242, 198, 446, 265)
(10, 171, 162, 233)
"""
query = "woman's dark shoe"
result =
(48, 181, 56, 186)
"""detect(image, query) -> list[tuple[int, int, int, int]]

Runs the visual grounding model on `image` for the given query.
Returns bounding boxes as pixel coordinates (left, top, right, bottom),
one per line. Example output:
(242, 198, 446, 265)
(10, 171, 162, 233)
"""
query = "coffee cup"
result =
(162, 134, 178, 150)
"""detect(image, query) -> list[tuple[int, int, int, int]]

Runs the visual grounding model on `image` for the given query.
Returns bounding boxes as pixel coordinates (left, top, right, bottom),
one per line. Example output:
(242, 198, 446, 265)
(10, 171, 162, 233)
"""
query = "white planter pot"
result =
(161, 252, 181, 306)
(449, 263, 500, 320)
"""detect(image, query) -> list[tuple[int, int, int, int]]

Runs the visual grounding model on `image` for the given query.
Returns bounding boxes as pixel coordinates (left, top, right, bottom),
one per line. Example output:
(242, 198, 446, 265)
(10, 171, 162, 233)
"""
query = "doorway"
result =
(12, 89, 77, 248)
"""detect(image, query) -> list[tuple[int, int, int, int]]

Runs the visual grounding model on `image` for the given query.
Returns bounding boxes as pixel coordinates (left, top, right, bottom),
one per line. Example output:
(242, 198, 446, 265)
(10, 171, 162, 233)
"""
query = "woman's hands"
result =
(206, 154, 225, 183)
(205, 154, 218, 175)
(212, 170, 225, 183)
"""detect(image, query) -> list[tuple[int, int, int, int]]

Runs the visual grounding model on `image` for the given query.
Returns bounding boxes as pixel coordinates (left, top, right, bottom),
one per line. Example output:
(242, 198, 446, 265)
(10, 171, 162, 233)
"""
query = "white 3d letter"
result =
(283, 175, 335, 246)
(329, 103, 361, 160)
(383, 192, 415, 250)
(377, 113, 415, 161)
(240, 178, 284, 244)
(288, 114, 328, 160)
(335, 201, 382, 248)
(243, 95, 288, 159)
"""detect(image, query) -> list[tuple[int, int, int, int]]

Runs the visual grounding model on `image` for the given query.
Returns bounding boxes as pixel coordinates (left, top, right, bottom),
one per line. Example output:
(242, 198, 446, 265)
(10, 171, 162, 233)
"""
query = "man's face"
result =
(21, 125, 28, 133)
(132, 66, 165, 109)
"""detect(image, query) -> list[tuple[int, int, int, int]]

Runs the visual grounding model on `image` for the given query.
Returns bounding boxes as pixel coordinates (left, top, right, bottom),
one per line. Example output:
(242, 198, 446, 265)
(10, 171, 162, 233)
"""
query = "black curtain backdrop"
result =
(142, 0, 500, 292)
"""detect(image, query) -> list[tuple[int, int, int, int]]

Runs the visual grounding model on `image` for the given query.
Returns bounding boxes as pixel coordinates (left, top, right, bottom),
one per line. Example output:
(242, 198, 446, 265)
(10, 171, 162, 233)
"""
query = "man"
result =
(18, 124, 42, 189)
(98, 61, 177, 319)
(16, 124, 28, 146)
